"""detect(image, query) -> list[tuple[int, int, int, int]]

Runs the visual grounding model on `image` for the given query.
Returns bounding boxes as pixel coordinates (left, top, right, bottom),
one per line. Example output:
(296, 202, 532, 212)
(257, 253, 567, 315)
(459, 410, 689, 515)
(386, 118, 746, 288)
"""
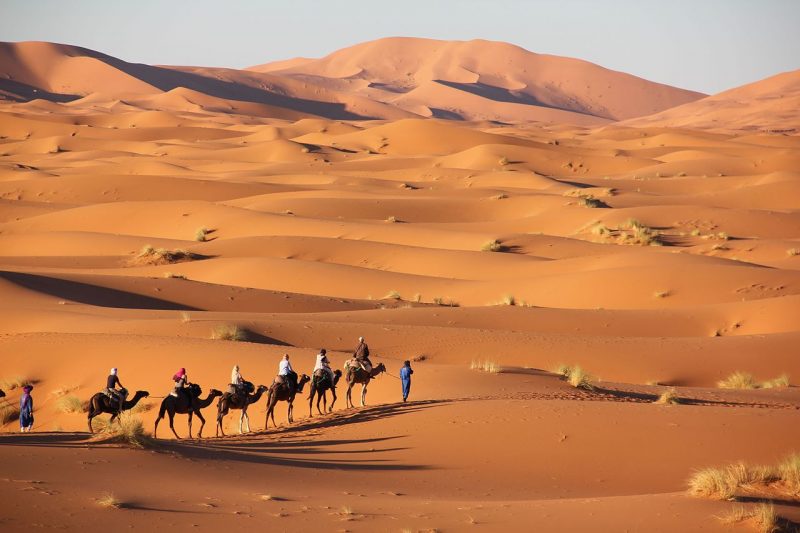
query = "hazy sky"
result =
(2, 0, 798, 94)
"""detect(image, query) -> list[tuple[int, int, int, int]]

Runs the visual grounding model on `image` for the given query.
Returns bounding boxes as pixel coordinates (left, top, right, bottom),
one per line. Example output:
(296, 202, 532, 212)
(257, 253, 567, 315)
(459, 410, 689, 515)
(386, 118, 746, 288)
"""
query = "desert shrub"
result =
(432, 297, 459, 307)
(211, 324, 247, 341)
(787, 248, 800, 257)
(717, 372, 790, 390)
(688, 467, 737, 500)
(720, 502, 778, 533)
(384, 290, 401, 300)
(498, 156, 509, 166)
(133, 245, 199, 266)
(470, 360, 501, 373)
(500, 294, 515, 306)
(655, 388, 680, 405)
(0, 403, 20, 425)
(591, 223, 610, 236)
(194, 227, 209, 242)
(93, 413, 151, 448)
(761, 374, 790, 389)
(481, 239, 502, 252)
(57, 395, 83, 414)
(386, 216, 398, 223)
(578, 196, 606, 208)
(96, 493, 122, 509)
(717, 371, 759, 389)
(163, 272, 186, 279)
(0, 376, 29, 390)
(567, 366, 593, 390)
(654, 290, 670, 298)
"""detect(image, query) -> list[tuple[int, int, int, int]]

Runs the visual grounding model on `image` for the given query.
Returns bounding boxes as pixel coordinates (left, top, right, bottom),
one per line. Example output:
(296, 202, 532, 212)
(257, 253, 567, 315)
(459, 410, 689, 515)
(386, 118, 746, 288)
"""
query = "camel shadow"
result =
(0, 432, 90, 448)
(162, 400, 447, 471)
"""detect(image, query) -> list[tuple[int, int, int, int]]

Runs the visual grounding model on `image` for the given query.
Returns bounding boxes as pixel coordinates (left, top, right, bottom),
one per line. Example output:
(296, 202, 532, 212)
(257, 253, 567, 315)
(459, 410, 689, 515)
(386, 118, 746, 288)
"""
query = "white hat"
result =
(359, 336, 364, 342)
(110, 368, 118, 375)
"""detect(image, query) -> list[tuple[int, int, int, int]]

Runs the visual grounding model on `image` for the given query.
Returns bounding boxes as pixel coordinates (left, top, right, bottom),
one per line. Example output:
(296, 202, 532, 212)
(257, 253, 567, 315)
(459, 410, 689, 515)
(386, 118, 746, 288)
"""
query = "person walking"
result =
(400, 360, 413, 402)
(19, 385, 34, 432)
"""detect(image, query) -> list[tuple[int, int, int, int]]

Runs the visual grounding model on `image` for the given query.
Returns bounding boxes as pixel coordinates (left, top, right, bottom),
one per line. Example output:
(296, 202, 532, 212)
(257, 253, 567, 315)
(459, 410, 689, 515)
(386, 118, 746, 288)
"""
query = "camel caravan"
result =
(81, 337, 393, 439)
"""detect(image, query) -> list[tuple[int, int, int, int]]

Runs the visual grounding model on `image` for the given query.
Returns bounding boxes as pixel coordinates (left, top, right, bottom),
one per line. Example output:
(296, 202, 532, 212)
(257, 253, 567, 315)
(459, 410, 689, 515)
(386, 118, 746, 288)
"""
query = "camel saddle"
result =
(103, 387, 128, 405)
(313, 368, 332, 386)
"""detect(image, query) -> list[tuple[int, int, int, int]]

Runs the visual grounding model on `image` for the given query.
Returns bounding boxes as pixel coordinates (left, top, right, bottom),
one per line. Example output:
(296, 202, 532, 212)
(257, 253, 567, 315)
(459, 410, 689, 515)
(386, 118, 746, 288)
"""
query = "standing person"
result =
(278, 353, 297, 395)
(106, 367, 126, 414)
(400, 360, 413, 402)
(19, 385, 33, 432)
(353, 336, 372, 373)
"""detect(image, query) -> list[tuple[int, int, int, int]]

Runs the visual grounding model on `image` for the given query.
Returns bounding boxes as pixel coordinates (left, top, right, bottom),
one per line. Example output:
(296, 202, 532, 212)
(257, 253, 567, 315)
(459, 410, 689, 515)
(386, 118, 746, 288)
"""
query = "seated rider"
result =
(351, 336, 372, 373)
(105, 368, 126, 414)
(277, 353, 297, 395)
(314, 349, 335, 385)
(171, 368, 190, 400)
(230, 364, 244, 397)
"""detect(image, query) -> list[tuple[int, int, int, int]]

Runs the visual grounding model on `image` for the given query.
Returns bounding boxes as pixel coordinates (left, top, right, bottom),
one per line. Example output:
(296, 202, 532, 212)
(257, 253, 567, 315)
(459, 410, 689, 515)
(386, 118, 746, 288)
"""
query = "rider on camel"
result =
(105, 368, 126, 414)
(314, 348, 335, 385)
(277, 353, 297, 395)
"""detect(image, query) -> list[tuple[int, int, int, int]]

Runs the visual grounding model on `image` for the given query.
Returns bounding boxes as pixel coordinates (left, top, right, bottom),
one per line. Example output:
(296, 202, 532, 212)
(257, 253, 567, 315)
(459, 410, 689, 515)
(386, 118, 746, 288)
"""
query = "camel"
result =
(87, 390, 150, 433)
(265, 374, 310, 429)
(345, 362, 386, 408)
(308, 369, 342, 416)
(215, 384, 268, 437)
(154, 384, 222, 439)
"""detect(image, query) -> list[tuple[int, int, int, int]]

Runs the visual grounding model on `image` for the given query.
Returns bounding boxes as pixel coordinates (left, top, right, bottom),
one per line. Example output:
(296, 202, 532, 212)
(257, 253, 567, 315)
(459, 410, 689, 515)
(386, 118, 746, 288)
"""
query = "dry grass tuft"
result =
(787, 248, 800, 257)
(688, 453, 800, 502)
(719, 503, 778, 533)
(470, 360, 501, 373)
(761, 374, 790, 389)
(567, 366, 593, 390)
(96, 493, 122, 509)
(180, 311, 191, 323)
(499, 294, 516, 306)
(93, 414, 152, 448)
(386, 215, 399, 223)
(384, 290, 402, 300)
(498, 156, 509, 166)
(655, 388, 680, 405)
(194, 227, 209, 242)
(717, 372, 791, 390)
(0, 403, 20, 425)
(211, 324, 248, 342)
(132, 245, 199, 266)
(0, 376, 30, 391)
(432, 297, 459, 307)
(56, 395, 83, 413)
(653, 290, 670, 299)
(688, 467, 738, 500)
(481, 239, 503, 252)
(778, 453, 800, 496)
(718, 371, 759, 389)
(163, 272, 186, 279)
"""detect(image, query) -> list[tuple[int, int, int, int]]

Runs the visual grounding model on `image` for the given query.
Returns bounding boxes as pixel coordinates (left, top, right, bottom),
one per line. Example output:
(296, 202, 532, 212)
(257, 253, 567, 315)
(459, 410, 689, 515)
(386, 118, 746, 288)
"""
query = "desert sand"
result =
(0, 38, 798, 532)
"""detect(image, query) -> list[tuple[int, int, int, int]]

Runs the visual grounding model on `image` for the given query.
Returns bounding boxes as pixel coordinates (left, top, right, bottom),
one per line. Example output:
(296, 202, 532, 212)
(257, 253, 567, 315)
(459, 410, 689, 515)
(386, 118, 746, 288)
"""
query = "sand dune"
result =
(1, 37, 799, 532)
(627, 69, 800, 132)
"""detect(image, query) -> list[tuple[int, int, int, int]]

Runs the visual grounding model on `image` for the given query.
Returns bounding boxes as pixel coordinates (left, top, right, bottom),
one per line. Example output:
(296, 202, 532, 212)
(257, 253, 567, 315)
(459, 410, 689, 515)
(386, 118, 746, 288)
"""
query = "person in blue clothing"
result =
(19, 385, 34, 432)
(400, 360, 413, 402)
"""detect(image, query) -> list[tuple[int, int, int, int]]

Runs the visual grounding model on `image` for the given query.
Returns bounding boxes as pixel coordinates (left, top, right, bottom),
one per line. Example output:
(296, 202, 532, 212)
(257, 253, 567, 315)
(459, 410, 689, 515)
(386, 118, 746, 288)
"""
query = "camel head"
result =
(134, 390, 150, 400)
(297, 373, 311, 392)
(256, 384, 269, 393)
(209, 389, 223, 398)
(333, 369, 343, 385)
(375, 363, 387, 374)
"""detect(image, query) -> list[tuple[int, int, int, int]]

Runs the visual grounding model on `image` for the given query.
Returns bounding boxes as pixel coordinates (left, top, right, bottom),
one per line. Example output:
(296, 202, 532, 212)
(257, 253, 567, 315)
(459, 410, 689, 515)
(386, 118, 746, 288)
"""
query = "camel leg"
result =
(238, 410, 244, 434)
(346, 383, 353, 408)
(154, 415, 160, 438)
(330, 389, 337, 412)
(361, 382, 367, 407)
(169, 410, 180, 440)
(308, 388, 315, 418)
(195, 411, 206, 438)
(288, 399, 293, 424)
(317, 392, 324, 415)
(187, 411, 193, 439)
(87, 412, 95, 434)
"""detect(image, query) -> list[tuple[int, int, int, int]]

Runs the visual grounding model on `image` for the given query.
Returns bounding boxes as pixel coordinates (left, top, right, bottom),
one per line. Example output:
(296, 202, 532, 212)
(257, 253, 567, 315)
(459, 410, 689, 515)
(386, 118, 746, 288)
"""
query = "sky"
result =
(1, 0, 798, 94)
